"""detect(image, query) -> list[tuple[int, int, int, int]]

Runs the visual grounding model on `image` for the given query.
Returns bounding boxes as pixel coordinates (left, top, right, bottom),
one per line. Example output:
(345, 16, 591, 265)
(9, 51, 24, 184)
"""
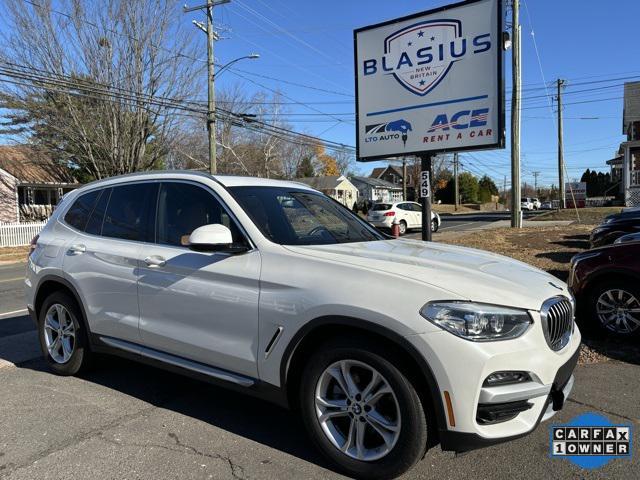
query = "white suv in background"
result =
(25, 171, 580, 479)
(520, 198, 534, 211)
(367, 201, 441, 235)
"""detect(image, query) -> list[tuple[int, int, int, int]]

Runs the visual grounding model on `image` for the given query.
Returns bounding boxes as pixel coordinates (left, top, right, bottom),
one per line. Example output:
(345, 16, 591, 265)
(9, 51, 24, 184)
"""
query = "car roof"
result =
(73, 170, 316, 193)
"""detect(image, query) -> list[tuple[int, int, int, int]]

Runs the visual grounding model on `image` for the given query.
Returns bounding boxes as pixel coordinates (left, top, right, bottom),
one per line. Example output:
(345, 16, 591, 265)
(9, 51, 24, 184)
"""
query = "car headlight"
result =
(420, 302, 532, 341)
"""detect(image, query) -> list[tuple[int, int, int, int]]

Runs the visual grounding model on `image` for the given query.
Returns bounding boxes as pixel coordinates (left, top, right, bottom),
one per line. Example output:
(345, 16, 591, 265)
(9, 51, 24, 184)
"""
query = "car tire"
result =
(300, 338, 428, 480)
(38, 291, 93, 375)
(431, 219, 438, 233)
(398, 220, 407, 236)
(587, 280, 640, 337)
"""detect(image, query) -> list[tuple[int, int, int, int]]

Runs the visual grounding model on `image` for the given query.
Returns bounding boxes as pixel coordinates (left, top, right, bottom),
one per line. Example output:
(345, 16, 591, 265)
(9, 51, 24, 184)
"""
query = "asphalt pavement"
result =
(0, 262, 28, 318)
(435, 210, 547, 233)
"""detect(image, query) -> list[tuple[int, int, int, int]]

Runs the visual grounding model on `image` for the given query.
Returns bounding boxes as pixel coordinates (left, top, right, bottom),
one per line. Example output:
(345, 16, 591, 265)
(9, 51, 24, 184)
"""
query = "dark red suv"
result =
(569, 241, 640, 337)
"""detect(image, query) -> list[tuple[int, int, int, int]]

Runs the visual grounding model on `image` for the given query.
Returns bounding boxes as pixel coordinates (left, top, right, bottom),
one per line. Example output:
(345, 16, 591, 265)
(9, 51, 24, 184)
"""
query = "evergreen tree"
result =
(478, 175, 499, 202)
(296, 156, 315, 177)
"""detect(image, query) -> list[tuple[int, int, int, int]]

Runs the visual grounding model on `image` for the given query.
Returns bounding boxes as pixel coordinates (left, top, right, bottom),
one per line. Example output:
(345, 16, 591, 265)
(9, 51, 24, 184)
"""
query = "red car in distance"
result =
(569, 240, 640, 337)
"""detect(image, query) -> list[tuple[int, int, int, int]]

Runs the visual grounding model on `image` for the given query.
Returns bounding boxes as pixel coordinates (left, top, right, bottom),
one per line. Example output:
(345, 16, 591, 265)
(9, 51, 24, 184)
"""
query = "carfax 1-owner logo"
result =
(550, 413, 633, 469)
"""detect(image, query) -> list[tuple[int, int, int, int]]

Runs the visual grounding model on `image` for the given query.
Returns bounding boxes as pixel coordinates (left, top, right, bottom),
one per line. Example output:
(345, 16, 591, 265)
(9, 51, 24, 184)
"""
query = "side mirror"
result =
(188, 224, 233, 252)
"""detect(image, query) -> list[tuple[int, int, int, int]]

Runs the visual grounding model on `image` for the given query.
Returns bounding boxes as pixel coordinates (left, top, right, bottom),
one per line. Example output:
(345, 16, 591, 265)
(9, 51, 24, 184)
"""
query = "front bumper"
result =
(406, 315, 581, 452)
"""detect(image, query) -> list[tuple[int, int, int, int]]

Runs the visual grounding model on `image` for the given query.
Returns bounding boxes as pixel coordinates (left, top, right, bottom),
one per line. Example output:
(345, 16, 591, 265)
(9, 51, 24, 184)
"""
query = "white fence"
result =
(0, 221, 48, 247)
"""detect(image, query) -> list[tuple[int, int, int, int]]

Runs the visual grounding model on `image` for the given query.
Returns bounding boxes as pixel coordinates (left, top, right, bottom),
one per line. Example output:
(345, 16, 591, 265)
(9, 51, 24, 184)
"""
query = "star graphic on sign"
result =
(430, 36, 435, 41)
(417, 30, 424, 37)
(419, 80, 426, 86)
(408, 41, 413, 46)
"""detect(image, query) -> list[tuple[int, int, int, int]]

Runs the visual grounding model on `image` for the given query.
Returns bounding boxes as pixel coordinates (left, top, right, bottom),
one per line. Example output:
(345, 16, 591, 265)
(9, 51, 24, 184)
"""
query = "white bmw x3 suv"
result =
(25, 171, 580, 479)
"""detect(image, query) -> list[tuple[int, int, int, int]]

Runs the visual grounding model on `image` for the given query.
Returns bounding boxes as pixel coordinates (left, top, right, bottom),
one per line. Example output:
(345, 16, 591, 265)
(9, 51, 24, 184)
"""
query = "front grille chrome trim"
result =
(540, 296, 574, 351)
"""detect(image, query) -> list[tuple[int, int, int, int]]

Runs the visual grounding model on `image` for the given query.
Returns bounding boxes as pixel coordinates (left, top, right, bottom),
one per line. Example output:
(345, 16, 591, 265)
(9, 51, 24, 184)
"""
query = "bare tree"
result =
(169, 86, 340, 180)
(0, 0, 204, 180)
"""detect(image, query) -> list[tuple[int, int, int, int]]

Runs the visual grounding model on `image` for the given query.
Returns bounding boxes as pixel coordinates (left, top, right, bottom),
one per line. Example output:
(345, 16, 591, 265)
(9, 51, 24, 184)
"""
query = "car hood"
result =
(284, 239, 566, 311)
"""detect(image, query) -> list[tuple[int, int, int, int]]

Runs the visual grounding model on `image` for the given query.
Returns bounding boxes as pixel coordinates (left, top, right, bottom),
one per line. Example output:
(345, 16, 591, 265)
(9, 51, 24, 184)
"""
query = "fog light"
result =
(483, 371, 531, 387)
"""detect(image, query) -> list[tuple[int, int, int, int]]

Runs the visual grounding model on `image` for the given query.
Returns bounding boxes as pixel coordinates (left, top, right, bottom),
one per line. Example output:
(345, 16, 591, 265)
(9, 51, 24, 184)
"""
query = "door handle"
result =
(144, 255, 166, 268)
(68, 244, 86, 255)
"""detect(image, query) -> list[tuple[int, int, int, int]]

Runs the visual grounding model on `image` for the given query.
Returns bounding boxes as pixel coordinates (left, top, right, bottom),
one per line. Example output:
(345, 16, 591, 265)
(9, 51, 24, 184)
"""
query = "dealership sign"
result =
(354, 0, 504, 161)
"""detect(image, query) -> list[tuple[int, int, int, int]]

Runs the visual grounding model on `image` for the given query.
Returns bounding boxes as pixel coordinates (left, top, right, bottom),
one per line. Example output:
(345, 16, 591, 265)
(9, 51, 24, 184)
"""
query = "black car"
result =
(590, 212, 640, 248)
(570, 241, 640, 337)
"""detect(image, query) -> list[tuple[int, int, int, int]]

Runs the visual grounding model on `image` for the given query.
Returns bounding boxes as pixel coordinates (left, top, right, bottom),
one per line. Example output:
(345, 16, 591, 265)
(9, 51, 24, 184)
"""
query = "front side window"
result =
(230, 186, 384, 246)
(64, 189, 101, 231)
(102, 183, 157, 242)
(156, 182, 246, 247)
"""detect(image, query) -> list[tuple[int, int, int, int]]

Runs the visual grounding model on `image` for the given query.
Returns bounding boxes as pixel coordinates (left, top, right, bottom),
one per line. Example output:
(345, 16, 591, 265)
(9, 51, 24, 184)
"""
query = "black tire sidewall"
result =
(398, 220, 407, 235)
(588, 281, 640, 338)
(38, 291, 91, 375)
(431, 219, 438, 232)
(300, 340, 428, 480)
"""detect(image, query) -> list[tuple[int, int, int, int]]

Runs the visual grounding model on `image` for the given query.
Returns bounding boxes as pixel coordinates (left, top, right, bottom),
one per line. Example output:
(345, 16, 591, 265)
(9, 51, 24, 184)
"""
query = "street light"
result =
(186, 0, 259, 174)
(214, 54, 260, 79)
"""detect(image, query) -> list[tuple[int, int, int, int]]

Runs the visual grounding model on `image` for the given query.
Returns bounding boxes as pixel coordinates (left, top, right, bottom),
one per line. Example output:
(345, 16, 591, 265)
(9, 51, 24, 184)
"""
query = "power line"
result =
(0, 63, 355, 153)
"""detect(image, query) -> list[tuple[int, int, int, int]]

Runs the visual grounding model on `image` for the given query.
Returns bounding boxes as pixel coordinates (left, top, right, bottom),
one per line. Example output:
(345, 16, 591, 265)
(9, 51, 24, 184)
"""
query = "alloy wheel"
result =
(314, 360, 401, 461)
(596, 288, 640, 334)
(43, 304, 76, 363)
(398, 222, 406, 235)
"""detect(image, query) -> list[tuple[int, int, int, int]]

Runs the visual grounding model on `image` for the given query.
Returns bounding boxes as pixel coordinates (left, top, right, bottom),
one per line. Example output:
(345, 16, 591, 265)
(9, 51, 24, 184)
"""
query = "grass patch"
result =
(531, 206, 622, 224)
(0, 246, 28, 264)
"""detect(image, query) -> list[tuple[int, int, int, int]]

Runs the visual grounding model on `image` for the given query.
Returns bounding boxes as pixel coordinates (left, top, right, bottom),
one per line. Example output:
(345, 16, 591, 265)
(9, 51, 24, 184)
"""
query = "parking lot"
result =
(1, 259, 638, 479)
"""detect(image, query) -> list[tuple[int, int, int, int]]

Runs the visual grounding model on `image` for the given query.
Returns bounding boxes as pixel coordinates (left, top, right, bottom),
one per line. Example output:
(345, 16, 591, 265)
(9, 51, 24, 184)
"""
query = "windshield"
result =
(371, 203, 392, 211)
(229, 186, 386, 245)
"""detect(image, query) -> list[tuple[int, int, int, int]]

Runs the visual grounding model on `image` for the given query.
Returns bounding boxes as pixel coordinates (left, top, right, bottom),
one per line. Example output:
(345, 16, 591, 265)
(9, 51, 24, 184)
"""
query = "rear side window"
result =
(156, 182, 245, 247)
(64, 190, 101, 231)
(102, 183, 157, 242)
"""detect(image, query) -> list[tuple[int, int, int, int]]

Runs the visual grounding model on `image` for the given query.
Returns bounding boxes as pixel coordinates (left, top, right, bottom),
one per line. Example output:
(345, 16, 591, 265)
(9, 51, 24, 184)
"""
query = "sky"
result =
(204, 0, 639, 188)
(1, 0, 638, 189)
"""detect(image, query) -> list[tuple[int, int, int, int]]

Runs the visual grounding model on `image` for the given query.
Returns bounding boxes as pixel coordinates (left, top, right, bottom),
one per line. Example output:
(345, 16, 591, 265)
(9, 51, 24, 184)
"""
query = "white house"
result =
(349, 176, 403, 206)
(296, 175, 359, 208)
(619, 82, 640, 206)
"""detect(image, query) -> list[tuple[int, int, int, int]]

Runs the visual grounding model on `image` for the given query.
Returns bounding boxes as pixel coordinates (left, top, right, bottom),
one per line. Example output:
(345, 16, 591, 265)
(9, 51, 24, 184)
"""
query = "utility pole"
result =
(510, 0, 522, 228)
(453, 153, 460, 211)
(557, 78, 566, 208)
(402, 158, 407, 201)
(184, 0, 230, 175)
(532, 171, 540, 194)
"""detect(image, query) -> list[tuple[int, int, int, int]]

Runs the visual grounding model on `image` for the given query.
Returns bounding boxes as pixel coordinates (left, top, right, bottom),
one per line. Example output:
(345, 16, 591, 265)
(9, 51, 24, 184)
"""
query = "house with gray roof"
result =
(349, 176, 403, 206)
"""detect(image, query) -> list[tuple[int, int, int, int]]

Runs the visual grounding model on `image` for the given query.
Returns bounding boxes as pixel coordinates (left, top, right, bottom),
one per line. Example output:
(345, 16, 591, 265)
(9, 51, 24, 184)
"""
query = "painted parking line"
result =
(0, 308, 28, 320)
(0, 276, 23, 284)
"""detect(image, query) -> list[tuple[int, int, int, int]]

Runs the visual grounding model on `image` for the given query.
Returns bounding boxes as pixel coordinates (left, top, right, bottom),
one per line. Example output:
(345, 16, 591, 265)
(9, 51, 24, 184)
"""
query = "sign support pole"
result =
(510, 0, 522, 228)
(420, 154, 433, 242)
